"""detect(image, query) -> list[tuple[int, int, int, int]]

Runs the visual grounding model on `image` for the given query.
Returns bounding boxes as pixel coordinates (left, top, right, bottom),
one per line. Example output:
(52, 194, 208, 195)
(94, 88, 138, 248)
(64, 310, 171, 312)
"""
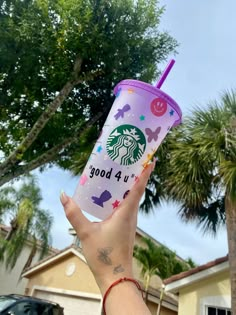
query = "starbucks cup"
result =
(73, 78, 182, 220)
(73, 60, 182, 220)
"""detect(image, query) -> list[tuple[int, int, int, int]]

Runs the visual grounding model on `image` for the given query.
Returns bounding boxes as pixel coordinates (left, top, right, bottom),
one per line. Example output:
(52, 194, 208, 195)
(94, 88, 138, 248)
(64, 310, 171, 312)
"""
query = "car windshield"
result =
(0, 296, 16, 311)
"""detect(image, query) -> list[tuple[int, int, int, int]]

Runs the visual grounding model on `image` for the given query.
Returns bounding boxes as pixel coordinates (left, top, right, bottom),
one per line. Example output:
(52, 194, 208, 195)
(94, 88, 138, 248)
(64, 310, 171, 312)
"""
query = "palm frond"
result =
(133, 237, 191, 281)
(32, 208, 53, 258)
(0, 174, 53, 269)
(179, 197, 226, 236)
(220, 160, 236, 202)
(140, 137, 171, 213)
(222, 90, 236, 116)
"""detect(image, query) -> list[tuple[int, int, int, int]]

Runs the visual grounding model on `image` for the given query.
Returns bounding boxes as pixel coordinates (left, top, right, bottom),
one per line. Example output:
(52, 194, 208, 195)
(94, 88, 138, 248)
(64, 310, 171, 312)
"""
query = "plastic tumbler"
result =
(73, 64, 182, 220)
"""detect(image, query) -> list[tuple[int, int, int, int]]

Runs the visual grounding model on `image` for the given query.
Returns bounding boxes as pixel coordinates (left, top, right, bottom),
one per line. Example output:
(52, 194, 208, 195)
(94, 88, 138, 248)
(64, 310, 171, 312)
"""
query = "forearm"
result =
(102, 281, 151, 315)
(61, 163, 155, 315)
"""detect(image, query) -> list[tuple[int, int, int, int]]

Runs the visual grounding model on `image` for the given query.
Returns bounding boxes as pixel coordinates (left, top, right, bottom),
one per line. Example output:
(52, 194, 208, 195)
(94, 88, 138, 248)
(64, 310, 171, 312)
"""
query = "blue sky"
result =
(35, 0, 236, 265)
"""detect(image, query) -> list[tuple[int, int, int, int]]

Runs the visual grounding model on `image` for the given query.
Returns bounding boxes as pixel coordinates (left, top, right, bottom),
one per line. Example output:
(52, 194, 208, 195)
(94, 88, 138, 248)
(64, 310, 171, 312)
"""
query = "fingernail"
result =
(60, 190, 69, 205)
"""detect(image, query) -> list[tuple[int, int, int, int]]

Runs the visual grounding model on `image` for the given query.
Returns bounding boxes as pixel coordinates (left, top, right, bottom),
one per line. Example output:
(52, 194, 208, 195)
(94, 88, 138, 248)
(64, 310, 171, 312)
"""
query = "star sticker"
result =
(80, 174, 88, 186)
(128, 88, 134, 94)
(112, 200, 120, 209)
(142, 150, 156, 168)
(170, 109, 175, 116)
(139, 115, 145, 121)
(96, 145, 102, 153)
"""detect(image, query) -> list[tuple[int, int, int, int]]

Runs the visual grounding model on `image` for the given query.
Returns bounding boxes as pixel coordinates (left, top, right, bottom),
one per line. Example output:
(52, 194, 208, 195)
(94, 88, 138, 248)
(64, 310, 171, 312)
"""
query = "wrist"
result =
(97, 271, 134, 296)
(102, 278, 144, 315)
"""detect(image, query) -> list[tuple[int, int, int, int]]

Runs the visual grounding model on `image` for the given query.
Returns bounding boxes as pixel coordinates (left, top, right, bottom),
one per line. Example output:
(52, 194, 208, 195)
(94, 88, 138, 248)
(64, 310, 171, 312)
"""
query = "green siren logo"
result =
(106, 124, 146, 165)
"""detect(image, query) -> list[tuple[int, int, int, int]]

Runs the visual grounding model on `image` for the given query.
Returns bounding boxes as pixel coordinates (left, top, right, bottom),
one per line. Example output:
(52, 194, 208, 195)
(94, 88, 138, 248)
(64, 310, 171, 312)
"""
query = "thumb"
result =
(119, 160, 156, 216)
(60, 192, 91, 237)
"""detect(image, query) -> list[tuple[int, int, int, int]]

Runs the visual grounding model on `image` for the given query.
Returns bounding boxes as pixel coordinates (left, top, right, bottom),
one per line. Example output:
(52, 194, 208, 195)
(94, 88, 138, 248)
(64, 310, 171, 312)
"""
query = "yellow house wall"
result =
(178, 271, 230, 315)
(147, 300, 177, 315)
(26, 254, 100, 295)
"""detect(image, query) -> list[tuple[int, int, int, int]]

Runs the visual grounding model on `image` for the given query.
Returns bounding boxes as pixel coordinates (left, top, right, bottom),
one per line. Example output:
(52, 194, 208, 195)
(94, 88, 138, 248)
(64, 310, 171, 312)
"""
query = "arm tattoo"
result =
(113, 264, 125, 274)
(97, 247, 113, 265)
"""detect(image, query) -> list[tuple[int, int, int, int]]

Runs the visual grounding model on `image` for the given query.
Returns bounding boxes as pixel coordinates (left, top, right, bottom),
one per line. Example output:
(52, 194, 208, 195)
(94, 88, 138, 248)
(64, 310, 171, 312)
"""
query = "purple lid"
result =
(114, 79, 182, 127)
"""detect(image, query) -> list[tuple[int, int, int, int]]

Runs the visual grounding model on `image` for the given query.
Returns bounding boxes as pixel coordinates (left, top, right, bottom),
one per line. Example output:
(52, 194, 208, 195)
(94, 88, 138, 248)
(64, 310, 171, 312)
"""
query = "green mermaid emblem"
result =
(106, 124, 146, 166)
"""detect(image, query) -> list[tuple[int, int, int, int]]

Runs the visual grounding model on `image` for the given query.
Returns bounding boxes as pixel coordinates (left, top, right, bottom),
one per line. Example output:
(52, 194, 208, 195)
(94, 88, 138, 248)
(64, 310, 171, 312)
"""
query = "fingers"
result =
(60, 192, 91, 237)
(119, 160, 155, 216)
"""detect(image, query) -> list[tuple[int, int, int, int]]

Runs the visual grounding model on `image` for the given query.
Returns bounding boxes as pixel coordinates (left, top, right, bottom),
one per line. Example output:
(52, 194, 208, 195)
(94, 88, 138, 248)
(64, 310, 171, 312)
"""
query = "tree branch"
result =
(0, 80, 75, 174)
(0, 111, 103, 187)
(0, 56, 83, 175)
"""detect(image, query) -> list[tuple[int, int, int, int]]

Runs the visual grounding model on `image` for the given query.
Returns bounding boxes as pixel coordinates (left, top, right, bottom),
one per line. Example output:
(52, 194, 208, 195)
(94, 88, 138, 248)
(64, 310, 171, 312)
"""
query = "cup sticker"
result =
(150, 97, 167, 117)
(145, 127, 161, 143)
(91, 190, 112, 207)
(106, 124, 146, 166)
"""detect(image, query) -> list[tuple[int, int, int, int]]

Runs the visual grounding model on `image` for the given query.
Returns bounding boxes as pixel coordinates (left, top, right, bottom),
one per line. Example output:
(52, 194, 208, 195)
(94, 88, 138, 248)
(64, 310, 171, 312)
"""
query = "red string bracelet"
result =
(102, 277, 143, 315)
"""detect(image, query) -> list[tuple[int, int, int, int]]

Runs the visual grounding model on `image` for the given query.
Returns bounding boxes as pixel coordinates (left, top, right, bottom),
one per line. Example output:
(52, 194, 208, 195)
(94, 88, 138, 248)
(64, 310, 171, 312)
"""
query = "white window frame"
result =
(205, 305, 231, 315)
(200, 296, 231, 315)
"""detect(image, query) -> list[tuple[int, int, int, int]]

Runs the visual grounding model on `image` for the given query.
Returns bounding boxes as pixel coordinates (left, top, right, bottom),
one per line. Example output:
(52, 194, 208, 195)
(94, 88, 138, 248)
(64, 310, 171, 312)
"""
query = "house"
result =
(22, 227, 179, 315)
(23, 245, 102, 315)
(0, 224, 58, 295)
(164, 255, 231, 315)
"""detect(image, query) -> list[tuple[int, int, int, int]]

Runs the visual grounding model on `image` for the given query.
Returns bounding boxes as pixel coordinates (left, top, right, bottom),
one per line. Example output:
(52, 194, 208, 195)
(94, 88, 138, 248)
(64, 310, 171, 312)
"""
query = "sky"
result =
(34, 0, 236, 265)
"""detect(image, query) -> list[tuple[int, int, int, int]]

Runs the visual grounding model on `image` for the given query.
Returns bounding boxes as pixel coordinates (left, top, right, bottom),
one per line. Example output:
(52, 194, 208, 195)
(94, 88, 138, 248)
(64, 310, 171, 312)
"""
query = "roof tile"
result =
(164, 254, 228, 285)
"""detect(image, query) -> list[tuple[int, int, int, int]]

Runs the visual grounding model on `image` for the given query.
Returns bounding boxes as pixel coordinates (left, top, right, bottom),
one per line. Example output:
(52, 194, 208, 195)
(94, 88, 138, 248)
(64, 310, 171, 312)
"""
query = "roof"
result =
(22, 244, 85, 277)
(145, 285, 178, 310)
(0, 224, 58, 254)
(164, 255, 229, 294)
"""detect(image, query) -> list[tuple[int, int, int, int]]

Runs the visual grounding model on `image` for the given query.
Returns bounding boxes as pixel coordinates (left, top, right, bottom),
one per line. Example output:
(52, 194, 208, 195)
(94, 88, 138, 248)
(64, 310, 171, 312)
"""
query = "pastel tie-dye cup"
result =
(73, 79, 182, 220)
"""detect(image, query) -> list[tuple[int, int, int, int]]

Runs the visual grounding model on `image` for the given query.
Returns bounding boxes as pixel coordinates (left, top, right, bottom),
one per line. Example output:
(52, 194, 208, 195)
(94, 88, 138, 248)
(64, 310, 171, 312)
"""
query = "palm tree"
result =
(153, 90, 236, 313)
(0, 175, 53, 270)
(133, 237, 191, 308)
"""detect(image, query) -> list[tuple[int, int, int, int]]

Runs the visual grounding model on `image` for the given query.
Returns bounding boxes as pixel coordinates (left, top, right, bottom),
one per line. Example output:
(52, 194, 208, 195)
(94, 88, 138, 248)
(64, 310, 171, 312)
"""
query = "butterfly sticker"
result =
(91, 190, 112, 207)
(114, 104, 131, 120)
(97, 247, 113, 265)
(145, 127, 161, 143)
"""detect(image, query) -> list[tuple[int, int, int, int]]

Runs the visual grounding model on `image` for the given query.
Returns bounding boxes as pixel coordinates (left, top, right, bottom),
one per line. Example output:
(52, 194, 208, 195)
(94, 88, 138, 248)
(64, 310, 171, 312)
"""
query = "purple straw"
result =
(155, 59, 175, 89)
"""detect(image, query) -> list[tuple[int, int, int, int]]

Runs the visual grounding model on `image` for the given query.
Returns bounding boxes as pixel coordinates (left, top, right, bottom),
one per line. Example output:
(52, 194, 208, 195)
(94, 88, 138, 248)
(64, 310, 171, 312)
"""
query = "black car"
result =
(0, 294, 64, 315)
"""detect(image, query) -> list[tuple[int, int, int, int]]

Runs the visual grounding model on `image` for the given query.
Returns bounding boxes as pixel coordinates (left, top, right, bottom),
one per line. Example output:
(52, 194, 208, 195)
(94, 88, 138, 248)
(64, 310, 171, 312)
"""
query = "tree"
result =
(150, 91, 236, 313)
(0, 0, 178, 187)
(0, 175, 53, 270)
(133, 237, 192, 306)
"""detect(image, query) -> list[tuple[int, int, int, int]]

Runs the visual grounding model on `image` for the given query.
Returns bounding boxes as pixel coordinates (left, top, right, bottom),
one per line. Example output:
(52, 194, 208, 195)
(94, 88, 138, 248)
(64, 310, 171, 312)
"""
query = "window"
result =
(0, 296, 17, 311)
(8, 301, 32, 314)
(207, 306, 231, 315)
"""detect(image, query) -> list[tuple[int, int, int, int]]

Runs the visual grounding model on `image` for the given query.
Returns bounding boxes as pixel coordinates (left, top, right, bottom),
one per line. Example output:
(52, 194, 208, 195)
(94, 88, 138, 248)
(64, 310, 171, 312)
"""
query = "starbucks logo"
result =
(106, 124, 146, 166)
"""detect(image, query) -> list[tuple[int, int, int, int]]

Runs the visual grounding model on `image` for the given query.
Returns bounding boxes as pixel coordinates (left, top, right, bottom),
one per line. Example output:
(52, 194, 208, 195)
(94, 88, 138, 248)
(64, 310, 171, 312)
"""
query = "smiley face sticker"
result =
(150, 97, 167, 117)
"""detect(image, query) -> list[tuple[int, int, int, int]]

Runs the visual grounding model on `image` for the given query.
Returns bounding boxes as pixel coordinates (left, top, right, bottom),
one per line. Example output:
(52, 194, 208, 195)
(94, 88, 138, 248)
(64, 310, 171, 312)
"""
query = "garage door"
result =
(34, 289, 101, 315)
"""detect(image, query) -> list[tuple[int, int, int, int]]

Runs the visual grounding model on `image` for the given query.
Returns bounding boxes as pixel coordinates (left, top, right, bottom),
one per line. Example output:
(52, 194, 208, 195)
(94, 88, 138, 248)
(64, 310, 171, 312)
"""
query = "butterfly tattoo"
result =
(113, 264, 125, 274)
(97, 247, 113, 265)
(145, 127, 161, 143)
